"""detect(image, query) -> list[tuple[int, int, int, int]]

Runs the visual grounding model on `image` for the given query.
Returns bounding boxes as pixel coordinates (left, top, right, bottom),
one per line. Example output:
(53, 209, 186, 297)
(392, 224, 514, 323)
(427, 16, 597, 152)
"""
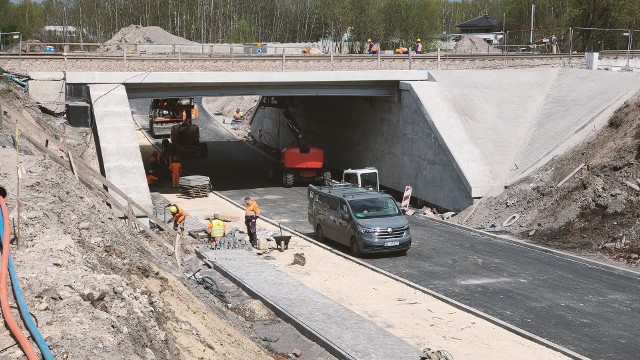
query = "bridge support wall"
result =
(251, 93, 473, 212)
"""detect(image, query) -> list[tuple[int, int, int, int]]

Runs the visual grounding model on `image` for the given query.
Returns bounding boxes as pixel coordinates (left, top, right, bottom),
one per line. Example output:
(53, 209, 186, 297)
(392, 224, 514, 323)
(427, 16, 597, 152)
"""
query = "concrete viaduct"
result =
(27, 69, 640, 216)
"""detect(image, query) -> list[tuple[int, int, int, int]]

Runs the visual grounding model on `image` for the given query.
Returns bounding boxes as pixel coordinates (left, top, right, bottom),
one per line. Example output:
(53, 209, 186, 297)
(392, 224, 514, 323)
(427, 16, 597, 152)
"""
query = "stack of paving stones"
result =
(211, 228, 248, 250)
(178, 175, 211, 198)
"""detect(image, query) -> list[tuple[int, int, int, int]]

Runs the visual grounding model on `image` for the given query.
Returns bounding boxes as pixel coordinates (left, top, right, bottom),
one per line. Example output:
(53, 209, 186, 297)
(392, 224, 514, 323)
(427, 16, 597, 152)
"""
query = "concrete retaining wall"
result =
(251, 93, 473, 211)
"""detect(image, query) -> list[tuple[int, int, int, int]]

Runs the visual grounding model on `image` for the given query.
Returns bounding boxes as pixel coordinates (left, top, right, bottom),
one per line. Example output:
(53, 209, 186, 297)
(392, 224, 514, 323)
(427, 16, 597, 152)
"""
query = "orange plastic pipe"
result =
(0, 197, 39, 359)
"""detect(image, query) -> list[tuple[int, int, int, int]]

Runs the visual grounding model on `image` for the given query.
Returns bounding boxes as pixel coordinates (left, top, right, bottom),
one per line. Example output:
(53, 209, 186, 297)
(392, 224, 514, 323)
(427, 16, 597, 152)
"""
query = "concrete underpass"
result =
(25, 68, 640, 359)
(58, 68, 640, 213)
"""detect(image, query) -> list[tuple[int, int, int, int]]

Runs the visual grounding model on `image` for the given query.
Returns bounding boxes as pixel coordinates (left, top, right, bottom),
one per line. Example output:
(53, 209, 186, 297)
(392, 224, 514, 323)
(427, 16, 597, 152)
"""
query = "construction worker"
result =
(394, 47, 409, 54)
(165, 203, 188, 234)
(244, 196, 260, 247)
(367, 39, 378, 54)
(207, 214, 226, 248)
(149, 151, 162, 175)
(169, 156, 182, 188)
(146, 169, 158, 186)
(414, 38, 423, 54)
(233, 108, 243, 120)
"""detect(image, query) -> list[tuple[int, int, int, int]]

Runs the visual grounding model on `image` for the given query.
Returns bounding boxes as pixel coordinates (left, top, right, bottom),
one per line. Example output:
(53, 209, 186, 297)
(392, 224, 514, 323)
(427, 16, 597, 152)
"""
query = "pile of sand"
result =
(100, 25, 197, 52)
(453, 35, 501, 54)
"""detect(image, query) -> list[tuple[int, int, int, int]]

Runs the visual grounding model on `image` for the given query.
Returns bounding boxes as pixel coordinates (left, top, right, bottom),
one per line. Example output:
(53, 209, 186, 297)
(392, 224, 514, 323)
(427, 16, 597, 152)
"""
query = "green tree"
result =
(230, 18, 254, 43)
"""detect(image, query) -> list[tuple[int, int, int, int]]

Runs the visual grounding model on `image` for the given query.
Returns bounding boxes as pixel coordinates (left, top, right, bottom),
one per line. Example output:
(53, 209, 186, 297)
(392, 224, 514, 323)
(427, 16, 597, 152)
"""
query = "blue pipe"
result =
(0, 205, 54, 359)
(2, 75, 28, 91)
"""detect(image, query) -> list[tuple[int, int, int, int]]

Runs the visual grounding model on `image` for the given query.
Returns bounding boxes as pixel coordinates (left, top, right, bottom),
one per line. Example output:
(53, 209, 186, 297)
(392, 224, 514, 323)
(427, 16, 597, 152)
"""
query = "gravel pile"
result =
(100, 25, 198, 52)
(453, 34, 502, 54)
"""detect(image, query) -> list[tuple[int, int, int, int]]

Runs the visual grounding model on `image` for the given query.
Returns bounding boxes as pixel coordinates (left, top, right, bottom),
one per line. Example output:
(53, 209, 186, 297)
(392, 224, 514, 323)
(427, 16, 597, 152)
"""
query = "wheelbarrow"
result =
(273, 222, 291, 252)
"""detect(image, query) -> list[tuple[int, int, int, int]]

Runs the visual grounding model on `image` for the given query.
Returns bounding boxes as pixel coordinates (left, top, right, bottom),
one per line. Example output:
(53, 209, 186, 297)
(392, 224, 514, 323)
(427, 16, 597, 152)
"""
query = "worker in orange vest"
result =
(149, 151, 162, 175)
(146, 169, 158, 186)
(244, 196, 261, 247)
(164, 203, 188, 233)
(169, 156, 182, 188)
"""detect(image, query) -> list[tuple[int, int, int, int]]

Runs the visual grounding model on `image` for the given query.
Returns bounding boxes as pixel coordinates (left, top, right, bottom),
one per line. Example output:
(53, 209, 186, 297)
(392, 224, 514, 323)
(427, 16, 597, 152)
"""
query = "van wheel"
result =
(350, 238, 362, 257)
(316, 225, 326, 242)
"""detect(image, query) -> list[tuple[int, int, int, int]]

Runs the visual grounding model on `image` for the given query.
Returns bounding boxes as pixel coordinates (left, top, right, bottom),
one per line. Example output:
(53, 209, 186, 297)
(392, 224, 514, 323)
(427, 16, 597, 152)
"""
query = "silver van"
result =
(307, 184, 411, 257)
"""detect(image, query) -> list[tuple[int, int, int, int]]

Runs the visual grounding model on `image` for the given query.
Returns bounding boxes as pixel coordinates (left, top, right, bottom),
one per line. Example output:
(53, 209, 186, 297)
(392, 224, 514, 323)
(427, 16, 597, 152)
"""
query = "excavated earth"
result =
(0, 80, 315, 359)
(454, 93, 640, 268)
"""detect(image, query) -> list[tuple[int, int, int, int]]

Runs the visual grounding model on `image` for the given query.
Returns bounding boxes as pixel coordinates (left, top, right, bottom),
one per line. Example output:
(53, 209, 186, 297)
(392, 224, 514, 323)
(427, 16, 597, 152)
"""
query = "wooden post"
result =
(68, 151, 79, 181)
(15, 124, 20, 249)
(281, 52, 285, 71)
(127, 197, 133, 231)
(377, 48, 381, 68)
(174, 232, 182, 271)
(408, 49, 412, 70)
(230, 44, 234, 70)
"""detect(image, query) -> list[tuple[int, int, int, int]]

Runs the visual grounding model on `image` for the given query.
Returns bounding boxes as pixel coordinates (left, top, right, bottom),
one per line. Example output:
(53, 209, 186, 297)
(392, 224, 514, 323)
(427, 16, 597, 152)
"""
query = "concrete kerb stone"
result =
(196, 250, 355, 360)
(211, 190, 589, 360)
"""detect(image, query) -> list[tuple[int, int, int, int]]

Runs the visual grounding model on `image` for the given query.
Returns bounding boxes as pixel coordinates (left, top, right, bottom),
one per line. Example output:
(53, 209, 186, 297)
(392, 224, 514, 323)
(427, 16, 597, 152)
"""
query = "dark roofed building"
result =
(457, 14, 498, 34)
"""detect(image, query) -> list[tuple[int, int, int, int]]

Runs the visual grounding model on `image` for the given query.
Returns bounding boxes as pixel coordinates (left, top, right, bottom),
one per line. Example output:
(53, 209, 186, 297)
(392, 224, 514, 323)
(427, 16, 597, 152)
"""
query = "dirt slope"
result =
(455, 92, 640, 267)
(0, 79, 272, 359)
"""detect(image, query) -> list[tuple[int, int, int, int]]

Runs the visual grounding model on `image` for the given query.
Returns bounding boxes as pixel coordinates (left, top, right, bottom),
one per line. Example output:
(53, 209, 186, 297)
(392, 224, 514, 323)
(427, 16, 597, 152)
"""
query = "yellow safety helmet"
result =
(169, 206, 178, 214)
(417, 38, 421, 42)
(367, 39, 372, 42)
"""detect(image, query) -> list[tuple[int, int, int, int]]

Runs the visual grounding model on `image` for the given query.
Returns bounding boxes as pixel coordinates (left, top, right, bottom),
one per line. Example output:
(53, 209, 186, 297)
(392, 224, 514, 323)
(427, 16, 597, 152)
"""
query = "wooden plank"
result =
(67, 151, 79, 181)
(556, 163, 586, 187)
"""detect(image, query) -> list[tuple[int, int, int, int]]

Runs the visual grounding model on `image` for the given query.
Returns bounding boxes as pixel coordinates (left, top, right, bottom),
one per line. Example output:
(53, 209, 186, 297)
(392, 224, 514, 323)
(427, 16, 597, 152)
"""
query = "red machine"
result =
(281, 145, 330, 187)
(258, 97, 331, 187)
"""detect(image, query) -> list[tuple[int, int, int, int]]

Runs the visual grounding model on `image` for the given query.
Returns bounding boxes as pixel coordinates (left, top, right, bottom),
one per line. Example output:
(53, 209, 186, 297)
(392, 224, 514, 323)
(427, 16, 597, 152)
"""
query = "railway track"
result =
(0, 51, 582, 62)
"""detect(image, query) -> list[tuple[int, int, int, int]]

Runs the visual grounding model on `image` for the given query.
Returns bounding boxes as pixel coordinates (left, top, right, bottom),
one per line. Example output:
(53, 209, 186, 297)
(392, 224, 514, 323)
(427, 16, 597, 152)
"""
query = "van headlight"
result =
(357, 225, 375, 234)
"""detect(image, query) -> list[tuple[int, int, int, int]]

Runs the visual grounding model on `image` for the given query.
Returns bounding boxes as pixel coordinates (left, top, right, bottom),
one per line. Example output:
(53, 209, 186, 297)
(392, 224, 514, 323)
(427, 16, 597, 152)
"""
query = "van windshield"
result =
(348, 197, 401, 219)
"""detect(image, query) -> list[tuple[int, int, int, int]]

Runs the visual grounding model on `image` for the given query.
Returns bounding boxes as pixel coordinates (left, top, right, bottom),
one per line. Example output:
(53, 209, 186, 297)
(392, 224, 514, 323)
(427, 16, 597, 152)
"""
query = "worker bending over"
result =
(367, 39, 378, 54)
(233, 108, 243, 120)
(165, 203, 188, 234)
(207, 214, 226, 248)
(146, 169, 158, 186)
(244, 196, 260, 247)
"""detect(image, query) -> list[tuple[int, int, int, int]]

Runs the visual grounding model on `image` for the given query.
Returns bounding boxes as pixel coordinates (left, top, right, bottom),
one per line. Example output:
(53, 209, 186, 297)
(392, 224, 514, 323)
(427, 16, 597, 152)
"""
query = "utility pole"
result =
(200, 0, 204, 54)
(530, 4, 535, 44)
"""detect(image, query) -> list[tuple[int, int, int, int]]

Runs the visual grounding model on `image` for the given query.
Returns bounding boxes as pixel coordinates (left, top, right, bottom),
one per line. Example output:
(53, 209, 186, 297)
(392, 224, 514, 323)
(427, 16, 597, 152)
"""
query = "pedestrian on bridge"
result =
(244, 196, 260, 247)
(414, 38, 423, 54)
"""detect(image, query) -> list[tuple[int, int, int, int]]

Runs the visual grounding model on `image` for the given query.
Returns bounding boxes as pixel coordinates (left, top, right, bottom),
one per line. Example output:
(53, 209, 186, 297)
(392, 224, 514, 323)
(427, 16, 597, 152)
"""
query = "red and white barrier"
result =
(401, 185, 412, 209)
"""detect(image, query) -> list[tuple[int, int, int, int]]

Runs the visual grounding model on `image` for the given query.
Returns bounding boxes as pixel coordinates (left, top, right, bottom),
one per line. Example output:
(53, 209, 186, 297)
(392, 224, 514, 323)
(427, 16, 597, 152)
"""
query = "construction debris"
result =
(623, 180, 640, 192)
(292, 253, 306, 266)
(179, 175, 211, 198)
(502, 213, 520, 227)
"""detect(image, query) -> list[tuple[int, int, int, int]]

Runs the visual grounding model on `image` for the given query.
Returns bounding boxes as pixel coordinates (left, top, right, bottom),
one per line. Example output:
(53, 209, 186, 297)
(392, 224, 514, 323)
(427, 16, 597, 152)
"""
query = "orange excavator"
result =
(148, 98, 207, 158)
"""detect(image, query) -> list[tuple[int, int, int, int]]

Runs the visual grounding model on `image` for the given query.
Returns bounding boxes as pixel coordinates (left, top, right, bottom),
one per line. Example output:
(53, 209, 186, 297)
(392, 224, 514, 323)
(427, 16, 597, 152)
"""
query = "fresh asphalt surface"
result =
(131, 97, 640, 360)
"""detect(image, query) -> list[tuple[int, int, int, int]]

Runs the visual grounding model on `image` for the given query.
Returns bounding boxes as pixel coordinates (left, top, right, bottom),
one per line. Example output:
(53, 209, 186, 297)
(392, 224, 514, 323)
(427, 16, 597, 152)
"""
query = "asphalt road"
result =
(131, 97, 640, 360)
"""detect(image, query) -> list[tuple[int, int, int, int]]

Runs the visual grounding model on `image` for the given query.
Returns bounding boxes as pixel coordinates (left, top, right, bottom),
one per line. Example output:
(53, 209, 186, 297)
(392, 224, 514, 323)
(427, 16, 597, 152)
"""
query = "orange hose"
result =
(0, 197, 39, 359)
